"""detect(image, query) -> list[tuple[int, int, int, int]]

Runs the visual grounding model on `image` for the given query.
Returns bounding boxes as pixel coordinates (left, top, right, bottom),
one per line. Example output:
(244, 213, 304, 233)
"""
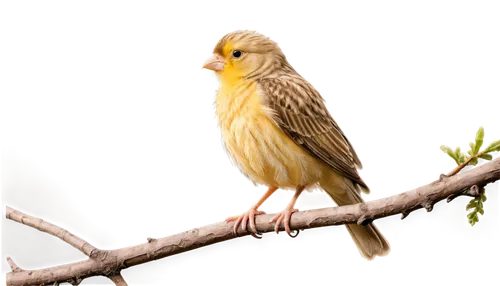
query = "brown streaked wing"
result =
(259, 75, 367, 189)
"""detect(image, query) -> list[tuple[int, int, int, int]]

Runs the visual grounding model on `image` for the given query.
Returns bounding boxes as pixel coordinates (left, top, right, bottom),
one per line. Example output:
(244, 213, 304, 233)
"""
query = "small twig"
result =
(6, 257, 21, 272)
(423, 202, 434, 212)
(447, 150, 487, 176)
(400, 211, 410, 220)
(109, 274, 129, 286)
(447, 158, 473, 176)
(6, 207, 97, 257)
(466, 185, 479, 197)
(444, 151, 485, 203)
(445, 195, 455, 204)
(4, 205, 129, 286)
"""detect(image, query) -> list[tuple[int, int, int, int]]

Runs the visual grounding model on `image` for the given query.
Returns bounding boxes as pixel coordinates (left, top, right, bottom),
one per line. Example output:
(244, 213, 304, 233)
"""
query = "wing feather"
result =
(259, 75, 367, 188)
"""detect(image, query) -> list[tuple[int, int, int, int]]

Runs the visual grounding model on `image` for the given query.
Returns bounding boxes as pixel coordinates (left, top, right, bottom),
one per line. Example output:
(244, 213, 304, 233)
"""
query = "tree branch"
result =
(5, 157, 500, 286)
(5, 207, 129, 285)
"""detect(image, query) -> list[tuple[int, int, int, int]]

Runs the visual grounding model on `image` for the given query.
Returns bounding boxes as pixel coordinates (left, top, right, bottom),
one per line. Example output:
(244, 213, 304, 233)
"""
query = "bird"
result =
(203, 30, 390, 260)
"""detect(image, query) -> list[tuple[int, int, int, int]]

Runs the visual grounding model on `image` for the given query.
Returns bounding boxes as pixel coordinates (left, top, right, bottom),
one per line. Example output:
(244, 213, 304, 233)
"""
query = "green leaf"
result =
(474, 142, 483, 154)
(459, 153, 467, 164)
(481, 187, 488, 203)
(440, 145, 451, 153)
(467, 140, 477, 155)
(474, 125, 488, 142)
(479, 153, 493, 160)
(485, 140, 500, 153)
(455, 147, 461, 158)
(465, 188, 488, 228)
(441, 145, 460, 165)
(467, 125, 488, 155)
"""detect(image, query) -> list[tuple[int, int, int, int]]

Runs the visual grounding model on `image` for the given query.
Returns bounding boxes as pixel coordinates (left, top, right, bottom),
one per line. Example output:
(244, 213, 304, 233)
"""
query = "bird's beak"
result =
(203, 54, 225, 71)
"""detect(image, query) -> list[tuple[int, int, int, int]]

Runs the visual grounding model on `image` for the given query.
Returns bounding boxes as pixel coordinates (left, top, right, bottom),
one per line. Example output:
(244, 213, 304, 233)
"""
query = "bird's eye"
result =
(232, 50, 243, 59)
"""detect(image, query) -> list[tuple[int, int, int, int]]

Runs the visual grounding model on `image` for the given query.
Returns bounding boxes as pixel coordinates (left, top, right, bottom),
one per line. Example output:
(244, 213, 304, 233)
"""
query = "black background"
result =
(1, 22, 500, 283)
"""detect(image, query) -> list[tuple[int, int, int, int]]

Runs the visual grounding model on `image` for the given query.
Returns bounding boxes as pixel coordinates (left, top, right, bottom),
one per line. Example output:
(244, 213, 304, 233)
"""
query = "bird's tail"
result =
(319, 172, 390, 260)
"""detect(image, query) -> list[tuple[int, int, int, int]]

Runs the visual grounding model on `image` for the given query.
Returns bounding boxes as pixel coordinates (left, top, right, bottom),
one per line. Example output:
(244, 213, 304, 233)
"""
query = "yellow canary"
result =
(203, 31, 389, 259)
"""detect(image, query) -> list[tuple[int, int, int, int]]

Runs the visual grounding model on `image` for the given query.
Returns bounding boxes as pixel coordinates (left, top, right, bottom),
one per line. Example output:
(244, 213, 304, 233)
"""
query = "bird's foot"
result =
(270, 207, 299, 238)
(226, 208, 266, 239)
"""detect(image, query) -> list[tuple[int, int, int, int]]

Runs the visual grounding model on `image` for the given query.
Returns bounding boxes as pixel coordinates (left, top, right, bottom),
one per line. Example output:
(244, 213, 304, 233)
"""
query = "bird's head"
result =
(203, 30, 293, 82)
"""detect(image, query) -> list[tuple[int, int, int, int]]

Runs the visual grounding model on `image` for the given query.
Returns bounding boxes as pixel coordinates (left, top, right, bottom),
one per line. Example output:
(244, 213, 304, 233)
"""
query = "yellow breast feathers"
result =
(215, 79, 325, 189)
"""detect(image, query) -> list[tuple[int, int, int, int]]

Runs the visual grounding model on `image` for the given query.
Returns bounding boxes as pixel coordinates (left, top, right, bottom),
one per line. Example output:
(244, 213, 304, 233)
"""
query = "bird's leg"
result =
(226, 186, 278, 238)
(271, 186, 305, 237)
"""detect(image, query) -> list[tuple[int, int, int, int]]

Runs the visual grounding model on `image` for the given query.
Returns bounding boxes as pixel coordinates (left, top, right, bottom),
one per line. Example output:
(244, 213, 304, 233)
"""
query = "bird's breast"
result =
(215, 79, 325, 189)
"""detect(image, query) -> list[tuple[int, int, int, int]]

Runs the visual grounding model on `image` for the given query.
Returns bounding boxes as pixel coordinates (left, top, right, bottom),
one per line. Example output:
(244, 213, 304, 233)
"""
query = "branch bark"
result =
(5, 157, 500, 286)
(6, 257, 21, 273)
(5, 206, 128, 286)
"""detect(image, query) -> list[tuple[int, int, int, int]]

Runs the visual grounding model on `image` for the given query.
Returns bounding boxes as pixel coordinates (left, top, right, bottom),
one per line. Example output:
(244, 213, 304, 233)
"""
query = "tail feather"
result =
(344, 223, 390, 260)
(320, 172, 390, 260)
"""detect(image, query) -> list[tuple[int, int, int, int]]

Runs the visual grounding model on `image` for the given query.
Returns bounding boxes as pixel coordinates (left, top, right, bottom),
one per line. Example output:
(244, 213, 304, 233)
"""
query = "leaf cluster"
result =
(439, 125, 500, 232)
(466, 190, 486, 226)
(440, 127, 498, 166)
